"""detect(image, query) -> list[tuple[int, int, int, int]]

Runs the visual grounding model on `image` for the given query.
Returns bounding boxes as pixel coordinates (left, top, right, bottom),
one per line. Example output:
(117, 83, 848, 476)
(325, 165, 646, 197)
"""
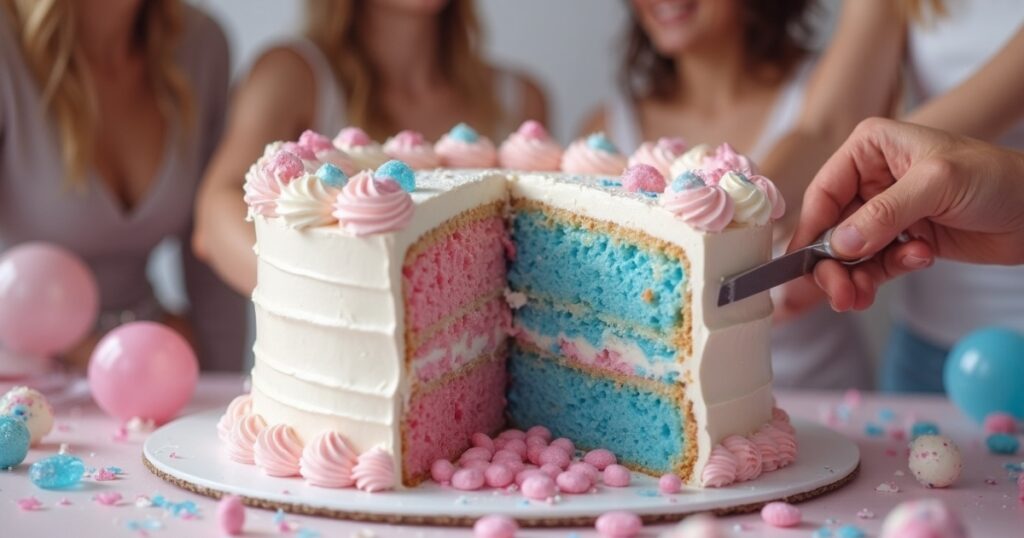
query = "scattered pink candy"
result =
(473, 514, 518, 538)
(515, 468, 545, 487)
(484, 464, 515, 488)
(521, 474, 557, 500)
(452, 468, 486, 491)
(539, 463, 562, 478)
(17, 497, 43, 511)
(431, 459, 456, 483)
(460, 446, 493, 463)
(471, 433, 495, 452)
(526, 425, 552, 441)
(550, 437, 575, 454)
(603, 464, 631, 487)
(584, 449, 617, 470)
(557, 470, 592, 494)
(58, 497, 72, 506)
(93, 492, 123, 506)
(217, 495, 246, 536)
(462, 459, 491, 472)
(595, 511, 642, 537)
(761, 501, 801, 527)
(659, 474, 682, 494)
(94, 468, 117, 481)
(492, 449, 522, 464)
(503, 438, 527, 458)
(498, 429, 526, 441)
(527, 443, 546, 464)
(526, 435, 548, 448)
(983, 412, 1017, 435)
(569, 461, 601, 482)
(539, 446, 571, 468)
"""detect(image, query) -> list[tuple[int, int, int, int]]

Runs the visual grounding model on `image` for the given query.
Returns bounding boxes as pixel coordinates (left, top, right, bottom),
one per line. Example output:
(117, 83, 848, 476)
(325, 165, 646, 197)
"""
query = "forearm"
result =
(194, 184, 257, 295)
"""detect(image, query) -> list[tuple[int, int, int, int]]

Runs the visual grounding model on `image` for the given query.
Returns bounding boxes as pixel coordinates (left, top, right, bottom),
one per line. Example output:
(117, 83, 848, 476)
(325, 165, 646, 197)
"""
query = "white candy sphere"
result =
(908, 434, 962, 488)
(0, 386, 54, 446)
(881, 499, 966, 538)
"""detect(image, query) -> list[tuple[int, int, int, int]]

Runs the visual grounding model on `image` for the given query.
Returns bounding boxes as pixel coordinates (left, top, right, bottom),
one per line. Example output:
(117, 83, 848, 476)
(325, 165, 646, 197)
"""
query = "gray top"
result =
(0, 6, 246, 370)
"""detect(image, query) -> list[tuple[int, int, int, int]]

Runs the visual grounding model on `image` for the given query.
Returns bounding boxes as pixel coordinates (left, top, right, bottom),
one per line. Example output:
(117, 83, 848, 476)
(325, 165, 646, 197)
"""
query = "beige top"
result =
(0, 6, 246, 370)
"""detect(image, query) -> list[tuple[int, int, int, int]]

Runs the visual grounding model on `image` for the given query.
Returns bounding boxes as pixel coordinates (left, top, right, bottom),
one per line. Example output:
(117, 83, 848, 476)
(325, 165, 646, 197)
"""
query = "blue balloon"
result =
(943, 326, 1024, 423)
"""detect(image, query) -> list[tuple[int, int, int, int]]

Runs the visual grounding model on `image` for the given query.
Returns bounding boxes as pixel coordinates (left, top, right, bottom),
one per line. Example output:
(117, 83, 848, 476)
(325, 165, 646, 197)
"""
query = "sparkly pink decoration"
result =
(701, 445, 738, 487)
(761, 501, 801, 527)
(602, 464, 631, 487)
(557, 470, 593, 493)
(584, 449, 617, 470)
(569, 461, 601, 482)
(243, 150, 305, 217)
(227, 413, 266, 465)
(628, 137, 687, 179)
(621, 164, 667, 193)
(473, 515, 518, 538)
(281, 141, 316, 161)
(332, 171, 414, 236)
(351, 447, 396, 492)
(217, 495, 246, 536)
(253, 424, 303, 477)
(595, 511, 642, 538)
(658, 474, 682, 494)
(299, 431, 358, 488)
(521, 474, 557, 500)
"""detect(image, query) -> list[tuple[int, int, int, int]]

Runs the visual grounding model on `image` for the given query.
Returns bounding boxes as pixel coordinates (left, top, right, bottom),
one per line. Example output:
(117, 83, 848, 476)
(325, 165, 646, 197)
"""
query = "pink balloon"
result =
(0, 243, 99, 356)
(88, 322, 198, 423)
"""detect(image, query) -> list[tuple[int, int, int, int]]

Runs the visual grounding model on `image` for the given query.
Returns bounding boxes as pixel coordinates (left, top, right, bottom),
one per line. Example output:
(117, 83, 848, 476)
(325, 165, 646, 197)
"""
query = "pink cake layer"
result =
(403, 352, 508, 484)
(403, 215, 507, 333)
(412, 295, 511, 384)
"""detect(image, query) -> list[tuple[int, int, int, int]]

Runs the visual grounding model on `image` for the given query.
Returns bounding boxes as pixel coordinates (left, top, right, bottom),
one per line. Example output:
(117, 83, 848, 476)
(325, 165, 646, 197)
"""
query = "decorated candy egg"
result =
(0, 386, 54, 446)
(908, 435, 963, 488)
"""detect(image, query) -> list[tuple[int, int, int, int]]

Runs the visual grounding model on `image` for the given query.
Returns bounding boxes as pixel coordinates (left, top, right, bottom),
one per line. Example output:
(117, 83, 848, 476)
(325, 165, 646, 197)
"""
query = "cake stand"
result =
(143, 410, 859, 527)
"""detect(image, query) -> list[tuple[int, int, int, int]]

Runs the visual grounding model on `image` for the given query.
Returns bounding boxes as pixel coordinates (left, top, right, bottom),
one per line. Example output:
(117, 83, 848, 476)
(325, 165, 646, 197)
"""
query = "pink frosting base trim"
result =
(701, 406, 798, 487)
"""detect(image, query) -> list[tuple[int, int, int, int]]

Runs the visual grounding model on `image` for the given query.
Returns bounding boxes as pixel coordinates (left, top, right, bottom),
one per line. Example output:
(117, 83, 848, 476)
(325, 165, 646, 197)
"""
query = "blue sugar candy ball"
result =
(29, 454, 85, 489)
(910, 421, 940, 440)
(376, 159, 416, 192)
(315, 163, 348, 188)
(0, 415, 31, 468)
(986, 433, 1019, 455)
(836, 525, 866, 538)
(448, 122, 480, 143)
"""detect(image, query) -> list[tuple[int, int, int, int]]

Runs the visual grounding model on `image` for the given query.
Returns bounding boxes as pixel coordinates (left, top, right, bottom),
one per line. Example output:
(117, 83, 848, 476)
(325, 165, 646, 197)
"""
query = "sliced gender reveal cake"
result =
(220, 124, 795, 492)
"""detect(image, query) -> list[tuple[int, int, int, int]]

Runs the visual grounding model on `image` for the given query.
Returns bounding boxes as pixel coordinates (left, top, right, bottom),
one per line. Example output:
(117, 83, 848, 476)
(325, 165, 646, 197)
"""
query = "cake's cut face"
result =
(223, 127, 795, 492)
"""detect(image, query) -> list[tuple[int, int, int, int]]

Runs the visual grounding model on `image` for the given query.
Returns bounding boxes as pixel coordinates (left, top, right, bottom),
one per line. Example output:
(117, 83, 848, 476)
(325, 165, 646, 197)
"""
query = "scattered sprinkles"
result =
(910, 421, 940, 440)
(875, 481, 900, 493)
(836, 524, 866, 538)
(16, 496, 43, 511)
(856, 508, 875, 519)
(986, 433, 1020, 455)
(93, 492, 123, 506)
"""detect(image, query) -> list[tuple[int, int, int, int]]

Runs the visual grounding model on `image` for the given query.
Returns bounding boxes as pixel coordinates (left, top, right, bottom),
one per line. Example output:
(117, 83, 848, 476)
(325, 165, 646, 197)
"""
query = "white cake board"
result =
(143, 410, 859, 527)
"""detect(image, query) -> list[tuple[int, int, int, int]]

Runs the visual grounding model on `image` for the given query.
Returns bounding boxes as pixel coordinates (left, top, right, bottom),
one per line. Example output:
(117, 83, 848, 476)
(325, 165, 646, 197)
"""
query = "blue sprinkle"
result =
(1003, 462, 1024, 473)
(315, 163, 347, 188)
(296, 529, 321, 538)
(987, 433, 1020, 455)
(598, 179, 622, 188)
(151, 494, 167, 507)
(641, 191, 659, 198)
(448, 122, 480, 143)
(273, 508, 286, 524)
(910, 421, 940, 439)
(812, 527, 834, 538)
(864, 423, 885, 437)
(28, 453, 85, 489)
(669, 171, 705, 192)
(635, 488, 660, 497)
(105, 466, 123, 475)
(837, 524, 866, 538)
(376, 159, 416, 192)
(585, 132, 619, 154)
(878, 408, 896, 422)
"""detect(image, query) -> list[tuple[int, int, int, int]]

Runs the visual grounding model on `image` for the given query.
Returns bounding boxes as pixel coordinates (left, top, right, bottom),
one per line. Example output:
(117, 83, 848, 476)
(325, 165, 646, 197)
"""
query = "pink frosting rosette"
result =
(333, 127, 388, 169)
(659, 172, 735, 232)
(434, 123, 498, 168)
(300, 431, 359, 488)
(762, 423, 797, 467)
(749, 174, 786, 220)
(383, 130, 441, 170)
(254, 423, 304, 477)
(701, 444, 738, 487)
(217, 394, 252, 444)
(243, 149, 305, 217)
(723, 434, 763, 482)
(628, 137, 687, 179)
(299, 129, 357, 176)
(226, 413, 266, 465)
(498, 120, 563, 171)
(701, 143, 756, 184)
(352, 447, 396, 492)
(751, 429, 780, 472)
(332, 171, 414, 236)
(560, 132, 627, 175)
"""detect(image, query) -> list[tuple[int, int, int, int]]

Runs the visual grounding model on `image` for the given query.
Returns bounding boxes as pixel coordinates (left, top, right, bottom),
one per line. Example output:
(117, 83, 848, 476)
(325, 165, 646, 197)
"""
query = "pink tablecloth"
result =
(2, 374, 1022, 537)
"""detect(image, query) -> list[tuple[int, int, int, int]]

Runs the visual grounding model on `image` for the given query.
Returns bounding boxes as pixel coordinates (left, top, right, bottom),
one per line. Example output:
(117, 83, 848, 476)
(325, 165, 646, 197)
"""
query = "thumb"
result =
(829, 165, 942, 259)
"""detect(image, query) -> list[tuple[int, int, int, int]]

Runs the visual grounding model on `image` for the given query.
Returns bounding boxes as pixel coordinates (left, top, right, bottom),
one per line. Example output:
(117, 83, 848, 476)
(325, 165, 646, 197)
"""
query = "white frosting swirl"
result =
(719, 171, 771, 226)
(276, 173, 341, 229)
(669, 144, 714, 179)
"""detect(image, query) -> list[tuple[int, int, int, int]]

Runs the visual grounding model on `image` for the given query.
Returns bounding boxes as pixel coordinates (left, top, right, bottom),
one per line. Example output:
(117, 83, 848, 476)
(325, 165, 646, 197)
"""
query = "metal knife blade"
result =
(717, 245, 825, 307)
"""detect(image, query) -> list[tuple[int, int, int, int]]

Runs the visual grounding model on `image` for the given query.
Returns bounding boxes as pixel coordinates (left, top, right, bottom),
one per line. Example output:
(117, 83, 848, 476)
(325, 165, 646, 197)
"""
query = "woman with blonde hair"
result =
(195, 0, 548, 295)
(0, 0, 246, 369)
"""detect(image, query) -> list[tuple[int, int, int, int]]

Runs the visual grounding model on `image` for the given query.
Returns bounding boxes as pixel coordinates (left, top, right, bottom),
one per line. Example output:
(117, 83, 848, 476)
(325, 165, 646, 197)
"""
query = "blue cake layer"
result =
(507, 208, 686, 332)
(506, 346, 686, 472)
(515, 300, 680, 381)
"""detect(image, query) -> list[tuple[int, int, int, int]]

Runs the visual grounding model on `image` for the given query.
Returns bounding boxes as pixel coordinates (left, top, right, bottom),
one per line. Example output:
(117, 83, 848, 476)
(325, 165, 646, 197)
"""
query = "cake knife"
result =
(717, 227, 906, 307)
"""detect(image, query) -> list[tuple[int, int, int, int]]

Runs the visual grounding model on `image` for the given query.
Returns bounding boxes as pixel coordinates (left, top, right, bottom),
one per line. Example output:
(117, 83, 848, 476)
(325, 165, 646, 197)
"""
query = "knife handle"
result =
(813, 227, 910, 266)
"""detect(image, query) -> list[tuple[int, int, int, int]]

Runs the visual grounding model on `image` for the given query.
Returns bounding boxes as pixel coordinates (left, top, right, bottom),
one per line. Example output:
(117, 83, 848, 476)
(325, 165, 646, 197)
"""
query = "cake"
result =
(219, 122, 796, 492)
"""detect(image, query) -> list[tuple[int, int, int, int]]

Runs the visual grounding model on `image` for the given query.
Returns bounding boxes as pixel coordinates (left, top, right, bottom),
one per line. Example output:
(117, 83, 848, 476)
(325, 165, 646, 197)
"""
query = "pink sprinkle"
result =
(517, 120, 549, 141)
(760, 501, 801, 527)
(658, 474, 682, 494)
(621, 164, 667, 193)
(94, 468, 117, 481)
(885, 448, 898, 457)
(217, 495, 246, 536)
(526, 444, 546, 465)
(603, 464, 631, 487)
(281, 141, 316, 160)
(492, 449, 523, 464)
(336, 127, 371, 147)
(461, 459, 490, 472)
(983, 412, 1017, 435)
(451, 468, 486, 491)
(431, 459, 456, 483)
(471, 433, 495, 452)
(58, 498, 72, 506)
(843, 389, 862, 408)
(657, 137, 687, 155)
(393, 130, 426, 147)
(17, 497, 43, 511)
(584, 449, 617, 470)
(503, 439, 527, 458)
(550, 437, 575, 454)
(460, 446, 493, 463)
(498, 429, 526, 441)
(595, 511, 642, 537)
(539, 463, 563, 478)
(93, 492, 123, 506)
(556, 470, 592, 494)
(539, 446, 571, 468)
(515, 468, 546, 487)
(112, 426, 128, 442)
(521, 475, 557, 500)
(484, 464, 515, 488)
(888, 427, 906, 441)
(168, 451, 182, 459)
(264, 151, 304, 184)
(526, 425, 552, 441)
(57, 424, 72, 432)
(568, 462, 601, 482)
(473, 514, 518, 538)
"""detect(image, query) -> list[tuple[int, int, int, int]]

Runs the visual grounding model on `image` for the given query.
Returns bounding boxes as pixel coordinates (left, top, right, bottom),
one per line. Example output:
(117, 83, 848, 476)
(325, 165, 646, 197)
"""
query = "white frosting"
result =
(719, 172, 771, 226)
(275, 174, 340, 229)
(669, 144, 713, 179)
(250, 169, 774, 487)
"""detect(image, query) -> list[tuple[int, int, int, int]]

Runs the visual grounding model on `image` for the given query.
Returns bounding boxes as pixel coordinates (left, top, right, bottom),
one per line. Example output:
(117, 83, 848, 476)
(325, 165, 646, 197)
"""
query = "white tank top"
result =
(282, 39, 523, 139)
(898, 3, 1024, 347)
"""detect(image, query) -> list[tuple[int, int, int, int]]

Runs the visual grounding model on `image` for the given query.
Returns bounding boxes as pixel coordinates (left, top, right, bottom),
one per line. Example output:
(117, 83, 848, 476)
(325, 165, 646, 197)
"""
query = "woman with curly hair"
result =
(0, 0, 246, 370)
(584, 0, 872, 389)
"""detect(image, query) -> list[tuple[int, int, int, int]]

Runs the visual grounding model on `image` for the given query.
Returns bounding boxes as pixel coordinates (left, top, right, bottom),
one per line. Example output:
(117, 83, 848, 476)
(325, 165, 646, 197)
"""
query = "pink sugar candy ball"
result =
(431, 459, 456, 483)
(502, 438, 528, 458)
(527, 443, 546, 465)
(539, 463, 562, 478)
(622, 164, 666, 193)
(550, 437, 575, 454)
(460, 446, 493, 463)
(498, 429, 526, 441)
(473, 514, 518, 538)
(526, 425, 552, 441)
(452, 468, 486, 491)
(603, 464, 631, 487)
(461, 459, 490, 472)
(217, 495, 245, 536)
(584, 448, 617, 470)
(484, 463, 515, 488)
(493, 438, 507, 450)
(761, 502, 802, 527)
(471, 433, 495, 452)
(521, 474, 557, 500)
(503, 460, 525, 475)
(595, 511, 642, 538)
(556, 470, 593, 494)
(515, 468, 546, 487)
(569, 462, 601, 482)
(492, 448, 522, 464)
(526, 435, 548, 448)
(539, 446, 571, 468)
(658, 474, 683, 494)
(983, 412, 1017, 435)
